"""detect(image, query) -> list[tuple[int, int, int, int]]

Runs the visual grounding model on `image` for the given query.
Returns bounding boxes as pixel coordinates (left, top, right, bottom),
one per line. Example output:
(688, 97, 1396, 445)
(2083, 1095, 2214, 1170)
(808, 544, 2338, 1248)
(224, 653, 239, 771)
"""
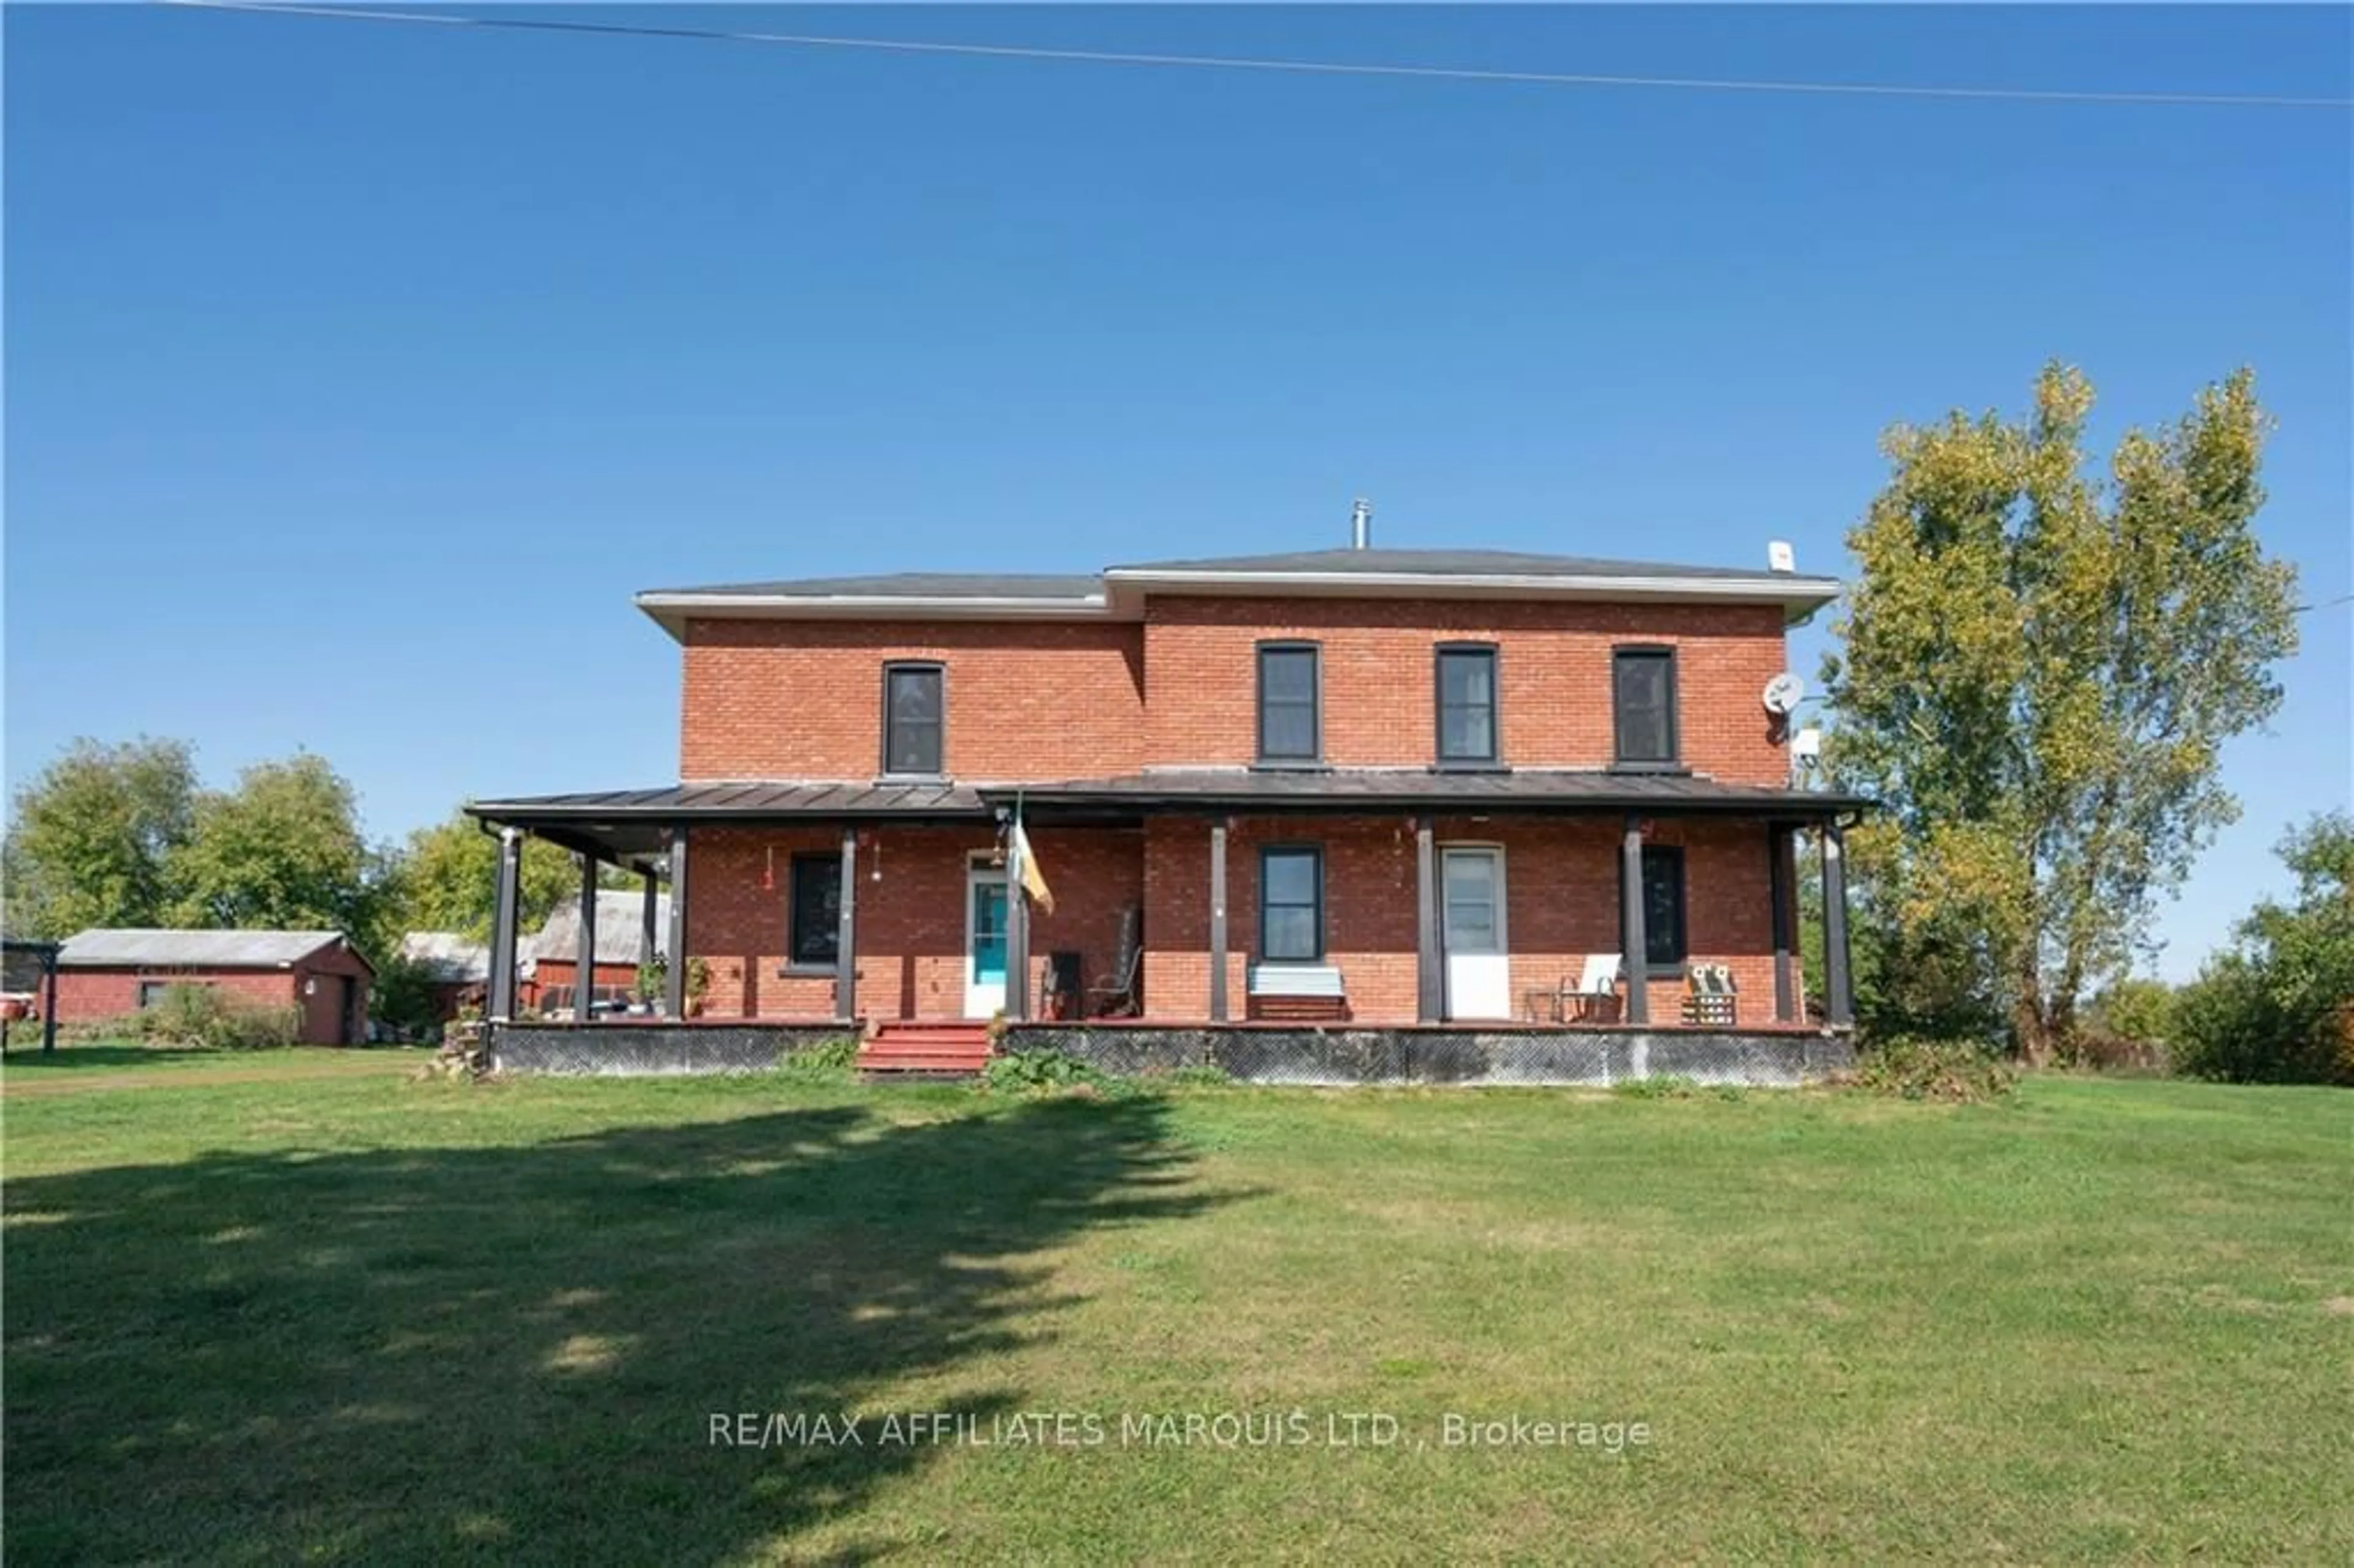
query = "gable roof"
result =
(1105, 547, 1820, 582)
(524, 889, 671, 970)
(59, 928, 364, 970)
(641, 571, 1103, 601)
(634, 544, 1840, 637)
(398, 931, 492, 984)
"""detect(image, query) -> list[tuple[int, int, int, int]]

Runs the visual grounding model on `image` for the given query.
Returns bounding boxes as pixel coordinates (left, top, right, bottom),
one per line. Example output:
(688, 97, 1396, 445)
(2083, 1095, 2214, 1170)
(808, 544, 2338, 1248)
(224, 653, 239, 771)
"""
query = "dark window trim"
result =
(1618, 842, 1689, 977)
(1255, 641, 1324, 769)
(1433, 641, 1504, 769)
(1610, 644, 1682, 771)
(878, 660, 947, 779)
(785, 850, 843, 969)
(1257, 842, 1327, 962)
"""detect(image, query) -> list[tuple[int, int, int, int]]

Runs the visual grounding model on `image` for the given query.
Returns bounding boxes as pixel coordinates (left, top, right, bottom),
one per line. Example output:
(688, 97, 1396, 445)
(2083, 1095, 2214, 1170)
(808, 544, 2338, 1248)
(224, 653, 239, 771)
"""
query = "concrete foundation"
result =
(490, 1021, 854, 1076)
(1008, 1024, 1854, 1088)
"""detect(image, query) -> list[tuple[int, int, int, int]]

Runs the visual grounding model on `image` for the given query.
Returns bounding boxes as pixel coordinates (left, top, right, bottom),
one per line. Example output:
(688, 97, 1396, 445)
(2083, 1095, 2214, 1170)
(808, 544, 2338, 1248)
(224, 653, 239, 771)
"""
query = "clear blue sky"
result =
(7, 4, 2348, 978)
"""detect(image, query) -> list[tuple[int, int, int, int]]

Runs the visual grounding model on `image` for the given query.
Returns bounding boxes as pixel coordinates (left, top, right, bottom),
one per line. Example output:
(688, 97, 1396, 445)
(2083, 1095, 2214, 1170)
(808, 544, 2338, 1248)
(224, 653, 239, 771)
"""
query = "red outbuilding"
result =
(55, 929, 375, 1045)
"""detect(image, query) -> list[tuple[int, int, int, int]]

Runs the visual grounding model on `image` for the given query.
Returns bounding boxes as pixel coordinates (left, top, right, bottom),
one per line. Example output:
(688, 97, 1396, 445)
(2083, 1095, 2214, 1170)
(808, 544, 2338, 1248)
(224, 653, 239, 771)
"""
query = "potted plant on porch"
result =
(683, 956, 709, 1018)
(631, 956, 665, 1016)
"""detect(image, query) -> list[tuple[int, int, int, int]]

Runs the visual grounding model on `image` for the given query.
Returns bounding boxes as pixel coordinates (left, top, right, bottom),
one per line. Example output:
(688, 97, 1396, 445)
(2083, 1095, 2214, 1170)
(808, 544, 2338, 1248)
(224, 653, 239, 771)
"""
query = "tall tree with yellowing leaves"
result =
(1822, 364, 2299, 1063)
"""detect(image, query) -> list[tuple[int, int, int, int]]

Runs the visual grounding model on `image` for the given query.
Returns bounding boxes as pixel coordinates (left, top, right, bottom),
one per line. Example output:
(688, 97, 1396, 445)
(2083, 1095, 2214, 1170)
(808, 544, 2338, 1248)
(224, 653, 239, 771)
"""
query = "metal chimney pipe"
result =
(1350, 497, 1373, 549)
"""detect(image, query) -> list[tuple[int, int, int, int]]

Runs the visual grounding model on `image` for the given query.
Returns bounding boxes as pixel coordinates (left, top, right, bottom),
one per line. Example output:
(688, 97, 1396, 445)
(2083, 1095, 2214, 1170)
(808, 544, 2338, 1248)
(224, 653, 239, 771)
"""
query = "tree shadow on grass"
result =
(5, 1093, 1236, 1564)
(0, 1043, 229, 1070)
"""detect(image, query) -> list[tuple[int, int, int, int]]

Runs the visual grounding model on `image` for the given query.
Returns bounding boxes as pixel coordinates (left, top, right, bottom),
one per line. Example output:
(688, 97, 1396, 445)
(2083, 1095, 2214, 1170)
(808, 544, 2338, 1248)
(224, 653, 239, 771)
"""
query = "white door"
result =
(965, 864, 1010, 1019)
(1442, 846, 1511, 1021)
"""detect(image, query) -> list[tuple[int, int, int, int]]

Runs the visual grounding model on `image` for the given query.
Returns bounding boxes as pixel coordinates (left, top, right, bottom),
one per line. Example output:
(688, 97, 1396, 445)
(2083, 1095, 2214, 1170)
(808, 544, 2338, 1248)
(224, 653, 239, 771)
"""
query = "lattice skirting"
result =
(1008, 1025, 1856, 1088)
(491, 1023, 855, 1076)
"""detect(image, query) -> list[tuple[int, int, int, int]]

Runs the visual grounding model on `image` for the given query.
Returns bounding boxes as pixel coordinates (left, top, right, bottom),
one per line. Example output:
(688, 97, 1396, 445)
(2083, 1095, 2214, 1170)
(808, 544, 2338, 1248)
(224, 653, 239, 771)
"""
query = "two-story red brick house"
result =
(473, 541, 1864, 1081)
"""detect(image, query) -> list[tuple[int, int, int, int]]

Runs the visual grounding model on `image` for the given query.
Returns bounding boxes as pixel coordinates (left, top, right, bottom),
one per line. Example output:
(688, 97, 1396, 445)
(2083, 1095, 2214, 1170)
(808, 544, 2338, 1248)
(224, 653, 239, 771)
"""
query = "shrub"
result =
(2066, 1029, 2169, 1076)
(2172, 812, 2354, 1086)
(131, 984, 301, 1051)
(982, 1048, 1114, 1096)
(779, 1037, 859, 1081)
(2172, 957, 2353, 1086)
(370, 954, 444, 1043)
(1853, 1036, 2017, 1103)
(2082, 978, 2176, 1059)
(1161, 1062, 1235, 1088)
(1611, 1074, 1701, 1100)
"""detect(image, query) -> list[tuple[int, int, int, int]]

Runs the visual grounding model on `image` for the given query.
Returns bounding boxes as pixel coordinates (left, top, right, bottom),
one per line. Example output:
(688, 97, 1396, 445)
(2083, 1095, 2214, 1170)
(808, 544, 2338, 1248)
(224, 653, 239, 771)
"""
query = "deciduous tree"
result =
(2174, 813, 2354, 1084)
(395, 811, 578, 942)
(170, 754, 395, 957)
(1, 737, 198, 937)
(1822, 364, 2299, 1062)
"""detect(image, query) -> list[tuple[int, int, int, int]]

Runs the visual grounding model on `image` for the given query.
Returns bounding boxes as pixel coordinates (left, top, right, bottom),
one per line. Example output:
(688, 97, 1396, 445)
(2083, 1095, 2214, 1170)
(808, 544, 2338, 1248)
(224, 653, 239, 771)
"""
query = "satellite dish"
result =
(1762, 671, 1806, 715)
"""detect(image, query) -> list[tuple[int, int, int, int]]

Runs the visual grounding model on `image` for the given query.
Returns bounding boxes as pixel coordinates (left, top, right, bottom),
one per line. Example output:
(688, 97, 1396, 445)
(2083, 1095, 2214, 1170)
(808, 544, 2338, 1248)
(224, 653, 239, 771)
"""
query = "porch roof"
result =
(465, 780, 990, 867)
(1002, 769, 1868, 818)
(470, 771, 1862, 864)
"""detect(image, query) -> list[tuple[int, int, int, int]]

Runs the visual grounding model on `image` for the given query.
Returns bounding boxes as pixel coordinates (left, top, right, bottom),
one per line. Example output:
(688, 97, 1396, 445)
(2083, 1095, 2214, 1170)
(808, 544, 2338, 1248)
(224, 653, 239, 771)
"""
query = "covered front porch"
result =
(467, 771, 1866, 1059)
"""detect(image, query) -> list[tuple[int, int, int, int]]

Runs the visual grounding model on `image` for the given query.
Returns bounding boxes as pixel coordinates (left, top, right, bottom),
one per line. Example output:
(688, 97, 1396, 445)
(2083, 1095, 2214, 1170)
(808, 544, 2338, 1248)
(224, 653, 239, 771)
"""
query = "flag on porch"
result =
(1010, 818, 1055, 913)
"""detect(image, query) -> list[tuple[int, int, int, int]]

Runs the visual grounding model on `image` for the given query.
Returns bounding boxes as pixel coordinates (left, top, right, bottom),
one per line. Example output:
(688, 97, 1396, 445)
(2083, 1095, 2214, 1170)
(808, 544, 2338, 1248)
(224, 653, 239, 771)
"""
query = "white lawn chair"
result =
(1563, 953, 1626, 1024)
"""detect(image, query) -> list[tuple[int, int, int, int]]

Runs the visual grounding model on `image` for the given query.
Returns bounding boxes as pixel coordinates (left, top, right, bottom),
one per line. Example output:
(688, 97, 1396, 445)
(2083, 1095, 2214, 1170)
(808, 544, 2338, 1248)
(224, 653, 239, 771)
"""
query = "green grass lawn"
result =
(4, 1046, 2348, 1564)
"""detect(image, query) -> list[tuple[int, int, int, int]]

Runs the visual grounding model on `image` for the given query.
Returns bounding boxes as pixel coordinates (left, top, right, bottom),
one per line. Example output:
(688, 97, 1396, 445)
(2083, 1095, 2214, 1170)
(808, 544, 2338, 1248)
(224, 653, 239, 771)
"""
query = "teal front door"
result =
(966, 867, 1010, 1018)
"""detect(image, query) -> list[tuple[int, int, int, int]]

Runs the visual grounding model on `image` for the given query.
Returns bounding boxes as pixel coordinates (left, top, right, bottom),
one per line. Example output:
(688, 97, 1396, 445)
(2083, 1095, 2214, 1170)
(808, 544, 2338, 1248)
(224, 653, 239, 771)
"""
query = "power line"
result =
(159, 1, 2354, 111)
(2296, 592, 2354, 614)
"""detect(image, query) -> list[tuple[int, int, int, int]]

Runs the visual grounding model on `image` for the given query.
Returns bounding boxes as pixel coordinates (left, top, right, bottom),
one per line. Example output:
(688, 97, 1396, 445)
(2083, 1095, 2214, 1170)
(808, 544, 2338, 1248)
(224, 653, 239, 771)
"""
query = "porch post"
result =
(641, 870, 659, 984)
(1414, 816, 1439, 1024)
(1208, 818, 1229, 1023)
(836, 827, 858, 1021)
(664, 828, 690, 1018)
(1821, 823, 1854, 1027)
(575, 854, 599, 1022)
(1006, 826, 1030, 1023)
(1620, 815, 1649, 1025)
(1768, 823, 1797, 1024)
(40, 950, 58, 1056)
(487, 826, 522, 1023)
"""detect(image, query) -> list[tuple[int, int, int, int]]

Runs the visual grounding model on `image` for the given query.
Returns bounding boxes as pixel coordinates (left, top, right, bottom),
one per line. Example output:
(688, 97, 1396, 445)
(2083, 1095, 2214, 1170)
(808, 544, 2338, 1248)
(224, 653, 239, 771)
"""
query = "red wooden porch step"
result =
(857, 1021, 995, 1076)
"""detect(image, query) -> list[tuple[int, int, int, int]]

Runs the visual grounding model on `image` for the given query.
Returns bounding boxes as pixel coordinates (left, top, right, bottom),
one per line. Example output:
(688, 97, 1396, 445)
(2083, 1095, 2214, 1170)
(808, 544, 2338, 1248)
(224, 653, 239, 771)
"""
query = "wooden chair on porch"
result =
(1086, 903, 1143, 1018)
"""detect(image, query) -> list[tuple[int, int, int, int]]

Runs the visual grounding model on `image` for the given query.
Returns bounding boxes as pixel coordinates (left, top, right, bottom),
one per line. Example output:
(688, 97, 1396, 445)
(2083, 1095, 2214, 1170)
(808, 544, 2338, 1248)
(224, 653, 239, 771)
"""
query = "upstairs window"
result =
(1621, 844, 1689, 973)
(882, 663, 945, 776)
(1436, 644, 1499, 765)
(1257, 644, 1322, 766)
(788, 853, 842, 969)
(1612, 647, 1679, 767)
(1259, 846, 1325, 962)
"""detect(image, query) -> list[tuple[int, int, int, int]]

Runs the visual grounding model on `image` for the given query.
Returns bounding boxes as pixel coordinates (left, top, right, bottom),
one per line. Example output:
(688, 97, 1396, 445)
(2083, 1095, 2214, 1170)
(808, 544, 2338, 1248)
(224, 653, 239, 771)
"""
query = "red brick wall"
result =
(1019, 826, 1146, 1015)
(680, 619, 1145, 782)
(55, 952, 372, 1046)
(1141, 596, 1794, 782)
(1142, 812, 1785, 1026)
(684, 824, 1146, 1022)
(58, 967, 295, 1024)
(663, 591, 1800, 1026)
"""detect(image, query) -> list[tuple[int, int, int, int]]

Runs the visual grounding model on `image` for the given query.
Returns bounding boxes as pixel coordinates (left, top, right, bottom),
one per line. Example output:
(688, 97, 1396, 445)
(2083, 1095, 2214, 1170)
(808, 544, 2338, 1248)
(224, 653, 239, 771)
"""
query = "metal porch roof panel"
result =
(467, 782, 991, 821)
(995, 770, 1869, 814)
